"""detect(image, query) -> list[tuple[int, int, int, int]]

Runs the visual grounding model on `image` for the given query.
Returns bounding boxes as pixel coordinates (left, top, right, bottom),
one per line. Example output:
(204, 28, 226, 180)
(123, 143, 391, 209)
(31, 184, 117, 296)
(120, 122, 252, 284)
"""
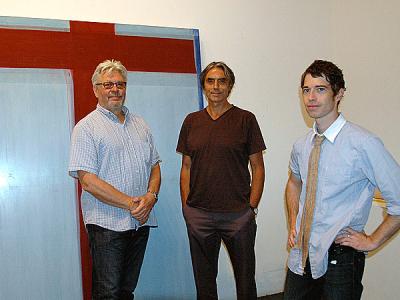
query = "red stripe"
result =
(0, 21, 196, 73)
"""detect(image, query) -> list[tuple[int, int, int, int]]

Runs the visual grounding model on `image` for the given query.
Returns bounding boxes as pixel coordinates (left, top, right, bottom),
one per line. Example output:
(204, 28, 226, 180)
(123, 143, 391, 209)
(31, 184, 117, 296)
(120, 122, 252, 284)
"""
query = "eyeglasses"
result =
(95, 81, 127, 90)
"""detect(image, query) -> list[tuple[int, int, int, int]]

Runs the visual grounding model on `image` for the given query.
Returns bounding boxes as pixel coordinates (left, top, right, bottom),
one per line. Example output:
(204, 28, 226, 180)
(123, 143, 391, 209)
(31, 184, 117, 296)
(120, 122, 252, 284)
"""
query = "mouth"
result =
(108, 95, 122, 100)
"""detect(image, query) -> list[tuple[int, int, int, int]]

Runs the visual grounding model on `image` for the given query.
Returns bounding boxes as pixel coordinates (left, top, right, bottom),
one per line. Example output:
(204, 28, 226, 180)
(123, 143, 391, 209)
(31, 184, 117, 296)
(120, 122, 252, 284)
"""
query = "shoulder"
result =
(341, 121, 377, 140)
(182, 109, 205, 124)
(232, 106, 256, 119)
(128, 112, 146, 124)
(73, 110, 99, 132)
(333, 122, 391, 163)
(293, 130, 313, 149)
(230, 106, 260, 128)
(127, 112, 152, 131)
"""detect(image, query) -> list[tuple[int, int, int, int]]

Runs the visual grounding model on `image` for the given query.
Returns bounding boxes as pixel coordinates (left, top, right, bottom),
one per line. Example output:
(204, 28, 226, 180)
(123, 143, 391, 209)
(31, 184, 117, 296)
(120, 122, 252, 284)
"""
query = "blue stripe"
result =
(0, 16, 69, 32)
(193, 29, 204, 109)
(115, 23, 196, 40)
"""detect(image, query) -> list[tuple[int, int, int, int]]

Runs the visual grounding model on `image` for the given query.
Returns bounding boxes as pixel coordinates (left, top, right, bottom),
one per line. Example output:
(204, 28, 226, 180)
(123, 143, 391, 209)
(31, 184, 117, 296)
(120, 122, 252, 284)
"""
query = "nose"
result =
(213, 80, 220, 89)
(110, 83, 119, 92)
(308, 88, 316, 101)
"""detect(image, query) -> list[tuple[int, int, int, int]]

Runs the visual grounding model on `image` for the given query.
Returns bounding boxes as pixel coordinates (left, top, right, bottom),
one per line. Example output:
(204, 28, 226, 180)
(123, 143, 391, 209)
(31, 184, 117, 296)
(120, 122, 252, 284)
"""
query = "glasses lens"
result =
(100, 82, 126, 89)
(97, 82, 127, 89)
(102, 82, 114, 89)
(115, 82, 126, 89)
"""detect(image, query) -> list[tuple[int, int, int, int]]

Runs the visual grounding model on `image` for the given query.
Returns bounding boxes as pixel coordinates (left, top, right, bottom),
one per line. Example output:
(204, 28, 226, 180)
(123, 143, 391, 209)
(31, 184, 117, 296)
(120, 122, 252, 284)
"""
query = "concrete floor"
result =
(258, 292, 284, 300)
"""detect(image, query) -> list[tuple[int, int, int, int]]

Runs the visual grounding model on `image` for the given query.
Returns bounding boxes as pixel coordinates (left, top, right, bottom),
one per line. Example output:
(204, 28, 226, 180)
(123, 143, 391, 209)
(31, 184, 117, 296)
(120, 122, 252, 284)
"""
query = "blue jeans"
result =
(87, 224, 150, 300)
(283, 244, 365, 300)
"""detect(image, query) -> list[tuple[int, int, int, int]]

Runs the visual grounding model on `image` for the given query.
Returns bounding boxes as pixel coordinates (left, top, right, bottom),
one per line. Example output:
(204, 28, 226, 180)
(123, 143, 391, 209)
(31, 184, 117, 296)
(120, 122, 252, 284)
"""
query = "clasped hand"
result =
(128, 193, 156, 225)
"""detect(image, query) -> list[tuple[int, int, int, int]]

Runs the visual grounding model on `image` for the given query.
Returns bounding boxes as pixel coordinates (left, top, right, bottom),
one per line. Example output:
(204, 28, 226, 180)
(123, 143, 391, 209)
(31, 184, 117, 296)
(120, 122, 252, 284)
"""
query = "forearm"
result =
(249, 168, 265, 208)
(180, 168, 190, 206)
(337, 213, 400, 251)
(78, 171, 132, 210)
(147, 163, 161, 194)
(249, 152, 265, 208)
(286, 173, 301, 230)
(369, 214, 400, 249)
(179, 155, 191, 206)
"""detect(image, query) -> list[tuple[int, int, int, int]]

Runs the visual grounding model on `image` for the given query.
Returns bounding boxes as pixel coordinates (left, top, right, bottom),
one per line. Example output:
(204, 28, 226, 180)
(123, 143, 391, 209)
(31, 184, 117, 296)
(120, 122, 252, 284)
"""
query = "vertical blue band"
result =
(193, 29, 203, 109)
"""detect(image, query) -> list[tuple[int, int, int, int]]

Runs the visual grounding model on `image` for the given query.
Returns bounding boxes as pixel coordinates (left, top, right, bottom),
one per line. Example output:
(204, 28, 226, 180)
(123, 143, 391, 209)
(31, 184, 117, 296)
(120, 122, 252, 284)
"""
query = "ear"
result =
(335, 88, 345, 102)
(93, 85, 99, 98)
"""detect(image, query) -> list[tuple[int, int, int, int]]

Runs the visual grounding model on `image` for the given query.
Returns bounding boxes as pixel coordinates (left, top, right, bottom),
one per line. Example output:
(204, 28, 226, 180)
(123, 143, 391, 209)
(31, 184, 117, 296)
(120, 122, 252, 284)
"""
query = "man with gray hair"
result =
(69, 59, 161, 299)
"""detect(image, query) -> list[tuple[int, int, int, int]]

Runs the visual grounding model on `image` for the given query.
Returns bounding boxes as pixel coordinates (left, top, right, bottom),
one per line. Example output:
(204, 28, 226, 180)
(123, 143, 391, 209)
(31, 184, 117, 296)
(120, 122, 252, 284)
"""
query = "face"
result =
(203, 67, 231, 105)
(302, 73, 343, 127)
(93, 70, 126, 114)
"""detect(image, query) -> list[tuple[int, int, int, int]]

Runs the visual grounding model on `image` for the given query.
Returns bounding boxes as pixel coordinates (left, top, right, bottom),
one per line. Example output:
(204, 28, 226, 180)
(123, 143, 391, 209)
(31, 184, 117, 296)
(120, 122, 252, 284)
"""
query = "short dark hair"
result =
(301, 60, 345, 96)
(200, 61, 235, 94)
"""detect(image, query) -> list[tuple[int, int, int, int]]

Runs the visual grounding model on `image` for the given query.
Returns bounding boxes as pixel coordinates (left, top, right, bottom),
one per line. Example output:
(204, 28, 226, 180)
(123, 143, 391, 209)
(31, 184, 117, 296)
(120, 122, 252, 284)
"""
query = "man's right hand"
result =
(287, 228, 297, 249)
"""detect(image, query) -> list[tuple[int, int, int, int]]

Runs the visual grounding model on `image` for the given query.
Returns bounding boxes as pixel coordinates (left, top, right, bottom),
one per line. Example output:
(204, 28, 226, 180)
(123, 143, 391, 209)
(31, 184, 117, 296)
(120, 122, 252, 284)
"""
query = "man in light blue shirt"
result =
(284, 60, 400, 300)
(69, 59, 161, 299)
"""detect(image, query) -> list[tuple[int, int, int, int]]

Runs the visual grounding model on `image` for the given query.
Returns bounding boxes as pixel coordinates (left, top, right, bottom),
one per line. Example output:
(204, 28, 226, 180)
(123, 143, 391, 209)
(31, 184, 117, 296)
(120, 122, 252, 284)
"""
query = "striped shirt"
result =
(69, 104, 160, 231)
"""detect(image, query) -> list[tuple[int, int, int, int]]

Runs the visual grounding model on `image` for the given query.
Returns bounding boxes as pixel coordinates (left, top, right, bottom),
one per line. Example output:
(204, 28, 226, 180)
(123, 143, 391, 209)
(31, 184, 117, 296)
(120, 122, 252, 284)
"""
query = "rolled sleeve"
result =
(289, 144, 301, 179)
(361, 136, 400, 215)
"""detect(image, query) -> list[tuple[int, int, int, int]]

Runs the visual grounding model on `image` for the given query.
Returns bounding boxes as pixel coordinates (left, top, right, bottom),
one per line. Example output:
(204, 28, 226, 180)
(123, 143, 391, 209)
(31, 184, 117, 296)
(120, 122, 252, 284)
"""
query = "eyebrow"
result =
(206, 77, 227, 80)
(302, 84, 329, 89)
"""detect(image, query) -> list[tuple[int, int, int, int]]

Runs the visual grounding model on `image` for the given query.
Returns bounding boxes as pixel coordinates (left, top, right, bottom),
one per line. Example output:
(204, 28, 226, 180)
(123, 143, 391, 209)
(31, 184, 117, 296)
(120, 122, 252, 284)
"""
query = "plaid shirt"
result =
(69, 104, 160, 231)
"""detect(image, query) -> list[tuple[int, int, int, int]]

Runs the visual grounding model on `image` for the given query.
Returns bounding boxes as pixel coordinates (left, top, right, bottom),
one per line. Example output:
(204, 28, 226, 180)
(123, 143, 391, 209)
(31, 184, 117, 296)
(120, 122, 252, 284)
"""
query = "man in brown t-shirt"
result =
(176, 61, 266, 300)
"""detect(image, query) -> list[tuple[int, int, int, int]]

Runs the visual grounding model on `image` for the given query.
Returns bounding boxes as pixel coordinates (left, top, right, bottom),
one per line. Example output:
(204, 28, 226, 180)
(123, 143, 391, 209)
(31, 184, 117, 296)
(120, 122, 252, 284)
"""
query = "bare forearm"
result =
(179, 155, 191, 206)
(249, 168, 265, 208)
(369, 214, 400, 249)
(337, 214, 400, 251)
(180, 168, 190, 206)
(147, 163, 161, 194)
(249, 152, 265, 208)
(286, 173, 301, 230)
(78, 171, 132, 210)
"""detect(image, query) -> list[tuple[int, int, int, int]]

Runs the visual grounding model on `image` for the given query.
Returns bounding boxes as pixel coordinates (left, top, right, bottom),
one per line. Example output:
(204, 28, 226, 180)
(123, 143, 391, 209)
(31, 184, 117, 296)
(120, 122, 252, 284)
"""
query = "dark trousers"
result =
(183, 205, 257, 300)
(86, 224, 150, 300)
(283, 244, 365, 300)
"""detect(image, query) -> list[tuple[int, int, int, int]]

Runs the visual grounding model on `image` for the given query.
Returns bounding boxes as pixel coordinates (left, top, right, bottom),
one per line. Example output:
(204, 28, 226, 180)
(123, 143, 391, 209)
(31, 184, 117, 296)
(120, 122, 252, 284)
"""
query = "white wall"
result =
(3, 1, 399, 298)
(330, 2, 400, 299)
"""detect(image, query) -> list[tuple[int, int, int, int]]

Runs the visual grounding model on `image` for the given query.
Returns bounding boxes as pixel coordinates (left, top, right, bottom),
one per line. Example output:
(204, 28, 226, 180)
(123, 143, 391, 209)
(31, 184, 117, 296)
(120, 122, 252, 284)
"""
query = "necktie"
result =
(297, 134, 325, 269)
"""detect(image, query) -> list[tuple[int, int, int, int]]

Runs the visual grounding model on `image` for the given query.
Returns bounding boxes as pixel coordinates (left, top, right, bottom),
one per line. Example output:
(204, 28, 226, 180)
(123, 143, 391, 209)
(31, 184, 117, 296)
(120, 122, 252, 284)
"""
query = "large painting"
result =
(0, 16, 202, 299)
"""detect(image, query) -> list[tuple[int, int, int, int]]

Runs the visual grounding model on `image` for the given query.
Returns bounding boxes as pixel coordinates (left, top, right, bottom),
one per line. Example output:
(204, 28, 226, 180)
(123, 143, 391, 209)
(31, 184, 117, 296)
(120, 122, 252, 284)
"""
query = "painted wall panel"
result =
(0, 68, 82, 299)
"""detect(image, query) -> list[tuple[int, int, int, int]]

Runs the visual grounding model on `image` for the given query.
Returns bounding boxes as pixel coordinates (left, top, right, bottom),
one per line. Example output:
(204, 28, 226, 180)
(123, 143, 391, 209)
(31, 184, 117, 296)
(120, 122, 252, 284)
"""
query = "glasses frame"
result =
(95, 81, 127, 90)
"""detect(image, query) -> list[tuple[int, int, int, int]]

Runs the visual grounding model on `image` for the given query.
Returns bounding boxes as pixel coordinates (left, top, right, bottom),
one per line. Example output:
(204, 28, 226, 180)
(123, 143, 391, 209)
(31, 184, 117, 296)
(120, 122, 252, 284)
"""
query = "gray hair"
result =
(91, 59, 128, 85)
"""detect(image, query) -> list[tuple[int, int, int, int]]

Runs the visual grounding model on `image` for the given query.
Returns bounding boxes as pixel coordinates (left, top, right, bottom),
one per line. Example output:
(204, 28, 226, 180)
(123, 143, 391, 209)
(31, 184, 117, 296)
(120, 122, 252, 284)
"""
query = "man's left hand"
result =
(130, 192, 157, 225)
(335, 227, 377, 252)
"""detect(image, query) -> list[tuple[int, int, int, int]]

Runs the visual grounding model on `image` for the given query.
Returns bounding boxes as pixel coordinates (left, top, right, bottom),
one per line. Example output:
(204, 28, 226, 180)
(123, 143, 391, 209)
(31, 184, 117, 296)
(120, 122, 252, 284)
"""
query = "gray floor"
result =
(258, 292, 284, 300)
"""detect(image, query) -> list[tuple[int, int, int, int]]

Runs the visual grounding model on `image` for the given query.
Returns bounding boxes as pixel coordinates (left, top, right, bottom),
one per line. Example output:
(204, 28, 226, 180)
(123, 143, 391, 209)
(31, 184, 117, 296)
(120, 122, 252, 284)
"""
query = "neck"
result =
(315, 112, 339, 133)
(108, 107, 125, 124)
(206, 101, 232, 120)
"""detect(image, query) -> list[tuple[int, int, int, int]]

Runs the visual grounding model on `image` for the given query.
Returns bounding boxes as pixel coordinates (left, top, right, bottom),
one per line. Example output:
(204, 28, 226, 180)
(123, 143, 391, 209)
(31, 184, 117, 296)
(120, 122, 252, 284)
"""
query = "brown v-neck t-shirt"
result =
(176, 106, 266, 212)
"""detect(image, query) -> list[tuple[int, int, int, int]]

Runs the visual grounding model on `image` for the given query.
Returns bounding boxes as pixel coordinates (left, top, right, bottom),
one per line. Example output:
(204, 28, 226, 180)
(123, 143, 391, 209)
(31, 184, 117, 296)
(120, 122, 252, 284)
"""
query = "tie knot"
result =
(314, 135, 325, 146)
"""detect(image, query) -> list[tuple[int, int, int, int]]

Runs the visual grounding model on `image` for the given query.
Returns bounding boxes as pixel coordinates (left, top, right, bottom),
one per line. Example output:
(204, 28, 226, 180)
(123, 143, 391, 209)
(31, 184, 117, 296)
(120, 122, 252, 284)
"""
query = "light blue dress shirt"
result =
(69, 105, 161, 231)
(288, 114, 400, 278)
